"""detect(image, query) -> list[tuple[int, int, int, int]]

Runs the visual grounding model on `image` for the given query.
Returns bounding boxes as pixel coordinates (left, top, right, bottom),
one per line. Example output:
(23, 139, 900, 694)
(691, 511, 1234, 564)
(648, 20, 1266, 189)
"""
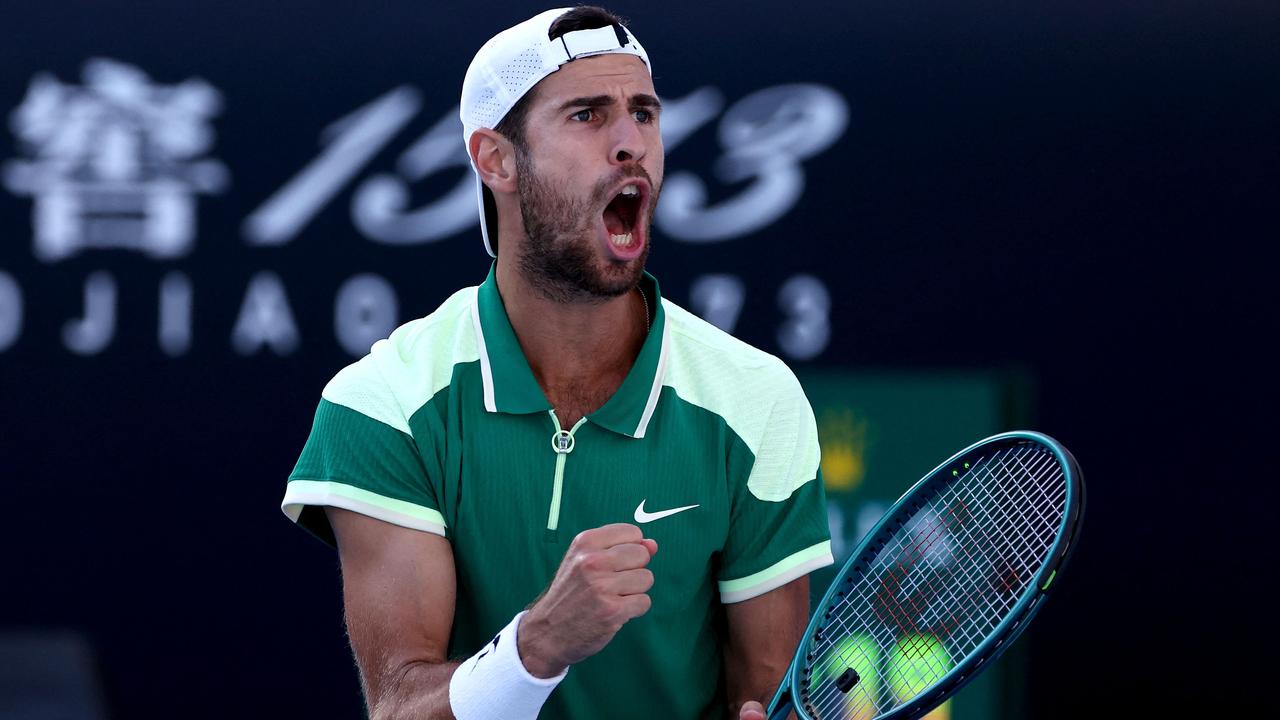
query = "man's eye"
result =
(633, 109, 653, 123)
(571, 109, 595, 122)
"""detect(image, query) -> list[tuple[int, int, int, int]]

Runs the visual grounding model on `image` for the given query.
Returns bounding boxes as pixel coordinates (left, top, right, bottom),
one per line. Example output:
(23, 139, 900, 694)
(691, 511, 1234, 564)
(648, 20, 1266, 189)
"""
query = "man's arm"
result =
(724, 576, 810, 720)
(329, 509, 657, 719)
(328, 506, 459, 720)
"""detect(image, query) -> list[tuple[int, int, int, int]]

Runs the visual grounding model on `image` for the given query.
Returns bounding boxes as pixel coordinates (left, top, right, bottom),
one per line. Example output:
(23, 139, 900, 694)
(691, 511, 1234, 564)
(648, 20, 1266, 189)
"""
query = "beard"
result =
(515, 150, 656, 304)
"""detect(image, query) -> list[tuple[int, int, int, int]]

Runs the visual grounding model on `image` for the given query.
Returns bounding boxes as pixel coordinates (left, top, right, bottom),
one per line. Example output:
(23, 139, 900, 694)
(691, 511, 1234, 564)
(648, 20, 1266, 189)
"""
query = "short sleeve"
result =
(281, 345, 446, 547)
(717, 367, 833, 603)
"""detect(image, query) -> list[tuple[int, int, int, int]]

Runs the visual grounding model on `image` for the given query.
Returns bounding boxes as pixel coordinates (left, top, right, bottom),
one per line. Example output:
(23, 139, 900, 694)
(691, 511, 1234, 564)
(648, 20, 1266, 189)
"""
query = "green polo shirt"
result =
(283, 266, 831, 719)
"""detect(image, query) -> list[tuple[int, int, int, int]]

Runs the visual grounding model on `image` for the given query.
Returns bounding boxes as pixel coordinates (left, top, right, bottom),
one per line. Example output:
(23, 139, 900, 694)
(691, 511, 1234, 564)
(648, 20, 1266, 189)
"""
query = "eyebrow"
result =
(556, 93, 663, 113)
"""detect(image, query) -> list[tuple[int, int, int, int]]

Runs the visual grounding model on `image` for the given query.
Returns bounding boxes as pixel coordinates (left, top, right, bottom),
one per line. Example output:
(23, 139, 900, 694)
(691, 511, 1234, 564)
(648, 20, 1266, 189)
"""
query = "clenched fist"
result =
(518, 523, 658, 678)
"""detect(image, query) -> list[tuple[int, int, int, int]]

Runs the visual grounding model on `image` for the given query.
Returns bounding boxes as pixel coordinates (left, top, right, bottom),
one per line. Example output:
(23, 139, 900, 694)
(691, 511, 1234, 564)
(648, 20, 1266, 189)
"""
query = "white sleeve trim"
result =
(282, 479, 446, 537)
(718, 540, 834, 604)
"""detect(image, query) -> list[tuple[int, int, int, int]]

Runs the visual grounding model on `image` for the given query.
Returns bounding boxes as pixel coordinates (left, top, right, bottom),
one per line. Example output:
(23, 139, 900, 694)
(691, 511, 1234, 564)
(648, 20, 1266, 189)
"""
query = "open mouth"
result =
(602, 182, 644, 250)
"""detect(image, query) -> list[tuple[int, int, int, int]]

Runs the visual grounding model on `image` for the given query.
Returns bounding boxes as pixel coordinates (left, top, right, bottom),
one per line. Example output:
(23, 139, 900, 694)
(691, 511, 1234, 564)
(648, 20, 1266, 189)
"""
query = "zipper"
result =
(547, 410, 588, 533)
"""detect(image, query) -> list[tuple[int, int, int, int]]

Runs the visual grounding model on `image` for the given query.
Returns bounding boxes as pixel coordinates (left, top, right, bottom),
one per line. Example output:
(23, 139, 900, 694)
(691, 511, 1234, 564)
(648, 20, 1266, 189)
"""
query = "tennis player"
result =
(282, 7, 832, 719)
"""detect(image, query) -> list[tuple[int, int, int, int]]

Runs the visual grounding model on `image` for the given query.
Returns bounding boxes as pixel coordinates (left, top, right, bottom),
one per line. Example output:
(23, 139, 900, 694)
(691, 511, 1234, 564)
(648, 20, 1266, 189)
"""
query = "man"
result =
(281, 7, 831, 719)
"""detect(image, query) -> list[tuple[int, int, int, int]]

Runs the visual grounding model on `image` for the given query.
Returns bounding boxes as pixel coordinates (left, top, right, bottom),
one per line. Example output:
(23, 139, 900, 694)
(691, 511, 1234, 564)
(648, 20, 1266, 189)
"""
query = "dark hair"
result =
(493, 6, 629, 152)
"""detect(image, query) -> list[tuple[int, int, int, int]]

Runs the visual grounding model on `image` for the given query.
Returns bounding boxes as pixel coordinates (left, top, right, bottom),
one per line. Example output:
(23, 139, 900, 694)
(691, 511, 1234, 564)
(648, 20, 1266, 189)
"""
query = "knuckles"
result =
(572, 525, 642, 551)
(570, 551, 603, 575)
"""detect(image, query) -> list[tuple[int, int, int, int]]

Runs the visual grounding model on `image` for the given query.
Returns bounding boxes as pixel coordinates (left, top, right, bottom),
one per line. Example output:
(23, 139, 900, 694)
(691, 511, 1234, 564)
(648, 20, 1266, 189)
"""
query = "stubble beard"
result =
(515, 149, 655, 304)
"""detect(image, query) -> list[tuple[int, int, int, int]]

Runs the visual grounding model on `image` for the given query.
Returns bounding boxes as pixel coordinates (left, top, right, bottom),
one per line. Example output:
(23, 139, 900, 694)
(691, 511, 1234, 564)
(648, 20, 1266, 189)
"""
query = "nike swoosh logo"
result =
(634, 500, 700, 524)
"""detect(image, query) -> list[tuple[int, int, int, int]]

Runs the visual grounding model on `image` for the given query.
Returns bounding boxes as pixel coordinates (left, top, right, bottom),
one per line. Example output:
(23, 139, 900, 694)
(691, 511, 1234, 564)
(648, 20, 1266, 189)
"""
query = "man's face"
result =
(513, 53, 663, 302)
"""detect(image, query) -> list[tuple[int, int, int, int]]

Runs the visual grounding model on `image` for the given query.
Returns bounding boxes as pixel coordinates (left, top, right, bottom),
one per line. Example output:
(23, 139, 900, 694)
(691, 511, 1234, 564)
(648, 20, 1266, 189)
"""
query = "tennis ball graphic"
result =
(819, 634, 879, 720)
(887, 634, 952, 702)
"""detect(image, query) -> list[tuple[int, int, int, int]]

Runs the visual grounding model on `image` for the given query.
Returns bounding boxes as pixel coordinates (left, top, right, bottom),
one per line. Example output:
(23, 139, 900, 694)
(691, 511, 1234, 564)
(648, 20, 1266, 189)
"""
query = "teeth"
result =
(620, 184, 639, 197)
(610, 232, 633, 247)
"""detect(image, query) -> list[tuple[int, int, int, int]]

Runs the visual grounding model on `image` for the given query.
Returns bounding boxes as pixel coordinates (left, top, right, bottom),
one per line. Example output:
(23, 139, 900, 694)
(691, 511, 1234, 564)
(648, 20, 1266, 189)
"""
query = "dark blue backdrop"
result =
(0, 1, 1274, 717)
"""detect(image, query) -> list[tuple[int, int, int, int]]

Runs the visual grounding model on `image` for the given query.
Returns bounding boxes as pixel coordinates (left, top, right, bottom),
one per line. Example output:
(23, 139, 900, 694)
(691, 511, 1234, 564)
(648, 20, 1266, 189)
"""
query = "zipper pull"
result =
(551, 430, 575, 454)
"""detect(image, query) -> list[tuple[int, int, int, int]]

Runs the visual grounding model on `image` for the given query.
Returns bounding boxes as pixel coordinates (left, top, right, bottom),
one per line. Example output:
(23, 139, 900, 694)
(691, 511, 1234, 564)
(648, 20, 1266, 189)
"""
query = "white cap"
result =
(460, 8, 652, 257)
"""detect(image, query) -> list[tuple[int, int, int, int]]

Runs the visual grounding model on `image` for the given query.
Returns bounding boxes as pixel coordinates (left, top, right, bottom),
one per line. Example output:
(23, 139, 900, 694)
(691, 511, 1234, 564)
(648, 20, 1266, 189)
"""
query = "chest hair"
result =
(547, 374, 625, 428)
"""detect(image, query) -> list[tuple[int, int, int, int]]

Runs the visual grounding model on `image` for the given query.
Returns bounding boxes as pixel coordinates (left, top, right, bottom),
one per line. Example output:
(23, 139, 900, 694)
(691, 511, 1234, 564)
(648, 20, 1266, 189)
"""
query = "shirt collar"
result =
(472, 263, 669, 439)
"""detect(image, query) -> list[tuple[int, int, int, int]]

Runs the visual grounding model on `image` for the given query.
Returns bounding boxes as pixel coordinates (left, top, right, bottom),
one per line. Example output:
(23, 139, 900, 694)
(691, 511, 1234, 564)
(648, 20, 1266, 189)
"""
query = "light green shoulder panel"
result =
(660, 299, 821, 502)
(321, 286, 480, 435)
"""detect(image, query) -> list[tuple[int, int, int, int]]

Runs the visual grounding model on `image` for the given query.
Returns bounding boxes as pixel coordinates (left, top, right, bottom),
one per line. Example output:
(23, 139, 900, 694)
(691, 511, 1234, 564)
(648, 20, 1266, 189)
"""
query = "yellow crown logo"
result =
(818, 408, 868, 493)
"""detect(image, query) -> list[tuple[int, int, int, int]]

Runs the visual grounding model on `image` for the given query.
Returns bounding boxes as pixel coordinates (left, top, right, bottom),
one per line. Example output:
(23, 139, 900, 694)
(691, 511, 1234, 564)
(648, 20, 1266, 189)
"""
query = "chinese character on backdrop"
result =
(3, 58, 228, 262)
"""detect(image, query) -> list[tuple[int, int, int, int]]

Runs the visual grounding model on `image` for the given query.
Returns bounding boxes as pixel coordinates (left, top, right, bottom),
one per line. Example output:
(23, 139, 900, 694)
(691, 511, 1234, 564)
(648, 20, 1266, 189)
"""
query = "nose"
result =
(608, 114, 646, 165)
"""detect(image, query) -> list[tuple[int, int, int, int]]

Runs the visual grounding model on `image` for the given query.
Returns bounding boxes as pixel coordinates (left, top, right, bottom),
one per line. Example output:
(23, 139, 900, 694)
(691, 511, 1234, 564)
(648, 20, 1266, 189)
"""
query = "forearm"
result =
(370, 610, 569, 720)
(725, 663, 795, 720)
(366, 660, 460, 720)
(723, 641, 788, 716)
(722, 577, 810, 719)
(722, 602, 801, 713)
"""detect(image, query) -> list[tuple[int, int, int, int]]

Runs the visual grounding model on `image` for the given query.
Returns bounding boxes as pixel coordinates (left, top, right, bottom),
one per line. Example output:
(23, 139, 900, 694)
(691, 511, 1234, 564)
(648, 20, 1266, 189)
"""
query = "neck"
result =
(494, 256, 648, 420)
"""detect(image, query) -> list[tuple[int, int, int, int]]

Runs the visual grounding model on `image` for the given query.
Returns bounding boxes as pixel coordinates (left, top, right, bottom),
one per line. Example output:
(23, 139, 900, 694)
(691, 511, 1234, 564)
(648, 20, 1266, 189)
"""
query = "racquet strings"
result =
(799, 442, 1067, 719)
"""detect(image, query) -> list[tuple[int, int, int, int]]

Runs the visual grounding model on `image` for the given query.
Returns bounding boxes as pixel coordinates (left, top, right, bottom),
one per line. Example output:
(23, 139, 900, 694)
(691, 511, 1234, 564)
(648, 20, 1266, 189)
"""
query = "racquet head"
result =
(769, 431, 1084, 720)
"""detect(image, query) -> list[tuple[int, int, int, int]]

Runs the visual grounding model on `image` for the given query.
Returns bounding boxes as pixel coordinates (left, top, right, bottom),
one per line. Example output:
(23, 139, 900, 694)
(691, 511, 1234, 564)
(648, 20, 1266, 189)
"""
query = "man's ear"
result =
(469, 129, 518, 195)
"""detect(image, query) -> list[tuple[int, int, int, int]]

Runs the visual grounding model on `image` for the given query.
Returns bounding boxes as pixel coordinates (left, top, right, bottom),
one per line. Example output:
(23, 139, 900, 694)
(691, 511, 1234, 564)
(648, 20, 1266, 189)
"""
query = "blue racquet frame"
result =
(767, 431, 1085, 720)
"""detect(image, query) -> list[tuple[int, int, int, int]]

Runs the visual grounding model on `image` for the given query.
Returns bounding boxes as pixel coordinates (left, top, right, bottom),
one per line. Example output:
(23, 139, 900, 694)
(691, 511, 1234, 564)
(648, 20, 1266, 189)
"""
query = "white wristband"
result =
(448, 611, 567, 720)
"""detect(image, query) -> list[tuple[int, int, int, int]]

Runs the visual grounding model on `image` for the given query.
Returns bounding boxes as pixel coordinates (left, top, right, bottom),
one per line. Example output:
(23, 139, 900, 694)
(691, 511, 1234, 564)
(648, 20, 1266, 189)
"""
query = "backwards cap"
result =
(460, 7, 651, 257)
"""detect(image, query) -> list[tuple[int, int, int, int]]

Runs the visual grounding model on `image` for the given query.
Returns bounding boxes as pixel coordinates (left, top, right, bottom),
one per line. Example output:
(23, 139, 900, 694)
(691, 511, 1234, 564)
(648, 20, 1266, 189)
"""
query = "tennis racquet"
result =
(767, 431, 1085, 720)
